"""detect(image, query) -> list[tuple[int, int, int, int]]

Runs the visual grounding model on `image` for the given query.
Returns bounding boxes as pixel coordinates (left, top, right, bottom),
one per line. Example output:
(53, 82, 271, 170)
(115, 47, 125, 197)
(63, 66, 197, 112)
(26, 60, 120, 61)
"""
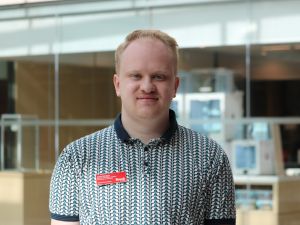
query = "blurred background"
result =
(1, 0, 300, 225)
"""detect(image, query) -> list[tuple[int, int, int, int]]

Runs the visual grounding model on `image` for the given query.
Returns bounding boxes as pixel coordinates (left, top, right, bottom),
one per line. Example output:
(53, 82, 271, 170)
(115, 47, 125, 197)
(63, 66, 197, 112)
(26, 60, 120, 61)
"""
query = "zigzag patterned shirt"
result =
(49, 110, 236, 224)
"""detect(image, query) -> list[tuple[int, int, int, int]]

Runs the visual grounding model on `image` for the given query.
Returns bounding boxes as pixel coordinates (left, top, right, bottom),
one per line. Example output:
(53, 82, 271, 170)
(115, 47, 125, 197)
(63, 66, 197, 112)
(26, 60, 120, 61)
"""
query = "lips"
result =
(137, 96, 159, 101)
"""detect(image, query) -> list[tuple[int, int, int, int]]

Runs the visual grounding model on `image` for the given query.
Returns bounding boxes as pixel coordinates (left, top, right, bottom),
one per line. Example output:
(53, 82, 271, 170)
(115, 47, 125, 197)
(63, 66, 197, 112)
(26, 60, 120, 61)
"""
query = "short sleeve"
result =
(204, 150, 236, 225)
(49, 144, 80, 221)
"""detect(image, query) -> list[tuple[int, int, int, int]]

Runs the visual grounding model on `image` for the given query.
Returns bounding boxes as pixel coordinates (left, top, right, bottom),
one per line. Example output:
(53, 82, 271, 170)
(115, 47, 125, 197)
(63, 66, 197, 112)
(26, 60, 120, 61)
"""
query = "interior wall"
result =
(14, 61, 120, 169)
(0, 81, 7, 115)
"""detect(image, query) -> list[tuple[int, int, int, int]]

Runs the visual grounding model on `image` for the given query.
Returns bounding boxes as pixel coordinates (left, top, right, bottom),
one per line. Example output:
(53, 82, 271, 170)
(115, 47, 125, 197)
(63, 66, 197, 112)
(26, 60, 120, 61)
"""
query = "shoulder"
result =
(66, 125, 114, 151)
(176, 125, 223, 154)
(176, 125, 229, 171)
(58, 125, 115, 164)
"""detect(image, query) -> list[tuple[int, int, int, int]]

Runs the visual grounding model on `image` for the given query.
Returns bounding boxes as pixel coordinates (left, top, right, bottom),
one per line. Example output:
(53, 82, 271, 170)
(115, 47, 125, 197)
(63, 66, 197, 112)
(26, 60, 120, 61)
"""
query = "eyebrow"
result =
(125, 70, 170, 75)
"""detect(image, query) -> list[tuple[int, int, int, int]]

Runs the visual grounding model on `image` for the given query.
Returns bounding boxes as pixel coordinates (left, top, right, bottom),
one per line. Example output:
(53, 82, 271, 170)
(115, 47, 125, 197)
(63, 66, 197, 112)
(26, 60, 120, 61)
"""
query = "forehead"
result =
(122, 38, 172, 60)
(119, 38, 174, 73)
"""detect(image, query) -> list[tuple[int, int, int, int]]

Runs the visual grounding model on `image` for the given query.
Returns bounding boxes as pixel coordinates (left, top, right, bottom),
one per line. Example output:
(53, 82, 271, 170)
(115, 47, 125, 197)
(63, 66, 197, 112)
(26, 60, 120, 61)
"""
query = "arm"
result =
(51, 219, 80, 225)
(204, 143, 236, 225)
(49, 144, 80, 223)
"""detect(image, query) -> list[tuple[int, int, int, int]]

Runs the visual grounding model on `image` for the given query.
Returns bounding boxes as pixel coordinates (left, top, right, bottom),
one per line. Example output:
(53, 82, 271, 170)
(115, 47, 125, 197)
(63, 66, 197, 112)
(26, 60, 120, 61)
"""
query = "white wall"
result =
(0, 0, 300, 57)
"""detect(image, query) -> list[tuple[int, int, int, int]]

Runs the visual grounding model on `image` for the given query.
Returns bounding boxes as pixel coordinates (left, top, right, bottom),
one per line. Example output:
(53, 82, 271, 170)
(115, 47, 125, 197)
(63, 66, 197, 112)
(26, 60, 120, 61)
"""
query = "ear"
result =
(173, 76, 180, 97)
(113, 74, 121, 97)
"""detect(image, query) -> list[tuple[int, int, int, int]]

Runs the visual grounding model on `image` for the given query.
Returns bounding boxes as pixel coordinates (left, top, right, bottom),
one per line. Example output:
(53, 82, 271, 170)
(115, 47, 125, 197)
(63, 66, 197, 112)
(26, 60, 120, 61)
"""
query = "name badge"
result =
(96, 171, 127, 186)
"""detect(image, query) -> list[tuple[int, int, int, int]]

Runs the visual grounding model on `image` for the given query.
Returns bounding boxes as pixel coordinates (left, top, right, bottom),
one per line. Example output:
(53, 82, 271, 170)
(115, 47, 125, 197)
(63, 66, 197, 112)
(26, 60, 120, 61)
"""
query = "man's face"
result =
(113, 38, 179, 120)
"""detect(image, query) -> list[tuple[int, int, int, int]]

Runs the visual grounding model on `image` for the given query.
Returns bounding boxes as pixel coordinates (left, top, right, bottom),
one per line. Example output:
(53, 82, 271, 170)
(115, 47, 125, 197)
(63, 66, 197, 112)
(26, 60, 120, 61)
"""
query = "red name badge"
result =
(96, 171, 127, 186)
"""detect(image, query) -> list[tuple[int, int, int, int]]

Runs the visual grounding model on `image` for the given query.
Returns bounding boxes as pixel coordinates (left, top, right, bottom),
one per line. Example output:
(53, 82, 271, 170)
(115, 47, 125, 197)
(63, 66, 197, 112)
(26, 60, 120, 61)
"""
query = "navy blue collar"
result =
(114, 109, 178, 143)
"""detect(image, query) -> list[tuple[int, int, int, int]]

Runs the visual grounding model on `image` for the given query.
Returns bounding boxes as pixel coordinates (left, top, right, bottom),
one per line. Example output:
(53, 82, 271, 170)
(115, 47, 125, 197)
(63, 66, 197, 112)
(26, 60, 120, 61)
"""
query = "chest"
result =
(78, 143, 208, 224)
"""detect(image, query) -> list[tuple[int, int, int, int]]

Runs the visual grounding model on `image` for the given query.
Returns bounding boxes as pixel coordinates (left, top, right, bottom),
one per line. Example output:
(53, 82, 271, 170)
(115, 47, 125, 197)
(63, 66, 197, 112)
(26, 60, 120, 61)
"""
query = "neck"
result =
(121, 112, 169, 144)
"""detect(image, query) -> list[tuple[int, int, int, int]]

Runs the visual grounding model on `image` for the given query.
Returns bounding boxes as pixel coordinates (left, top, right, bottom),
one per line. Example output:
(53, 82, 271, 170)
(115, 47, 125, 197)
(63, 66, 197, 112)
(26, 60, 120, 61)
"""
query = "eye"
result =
(152, 74, 166, 81)
(130, 73, 141, 80)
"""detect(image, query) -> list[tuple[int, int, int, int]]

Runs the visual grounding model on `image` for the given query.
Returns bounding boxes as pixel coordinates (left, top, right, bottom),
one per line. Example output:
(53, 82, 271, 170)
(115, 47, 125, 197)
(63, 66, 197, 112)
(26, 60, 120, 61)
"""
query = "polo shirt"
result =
(49, 110, 236, 225)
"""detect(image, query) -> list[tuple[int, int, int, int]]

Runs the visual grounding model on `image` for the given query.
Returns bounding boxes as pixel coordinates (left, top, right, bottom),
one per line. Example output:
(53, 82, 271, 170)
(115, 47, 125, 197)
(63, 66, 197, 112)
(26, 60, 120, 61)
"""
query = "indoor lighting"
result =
(261, 44, 291, 56)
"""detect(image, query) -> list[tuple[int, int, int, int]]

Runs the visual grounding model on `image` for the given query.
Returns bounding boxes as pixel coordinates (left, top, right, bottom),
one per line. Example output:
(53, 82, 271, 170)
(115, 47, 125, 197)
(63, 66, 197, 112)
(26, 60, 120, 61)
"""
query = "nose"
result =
(141, 77, 155, 93)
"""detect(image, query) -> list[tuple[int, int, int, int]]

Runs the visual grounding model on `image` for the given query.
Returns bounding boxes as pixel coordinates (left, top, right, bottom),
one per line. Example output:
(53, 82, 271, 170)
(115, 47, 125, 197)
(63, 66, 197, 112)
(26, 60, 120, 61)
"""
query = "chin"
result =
(138, 109, 168, 119)
(137, 112, 156, 119)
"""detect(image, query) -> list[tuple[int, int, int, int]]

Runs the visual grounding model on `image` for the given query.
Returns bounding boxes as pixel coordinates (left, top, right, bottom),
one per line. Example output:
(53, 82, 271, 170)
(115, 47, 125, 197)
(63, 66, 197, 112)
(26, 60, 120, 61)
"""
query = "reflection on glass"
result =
(1, 114, 39, 170)
(236, 144, 256, 170)
(189, 99, 222, 135)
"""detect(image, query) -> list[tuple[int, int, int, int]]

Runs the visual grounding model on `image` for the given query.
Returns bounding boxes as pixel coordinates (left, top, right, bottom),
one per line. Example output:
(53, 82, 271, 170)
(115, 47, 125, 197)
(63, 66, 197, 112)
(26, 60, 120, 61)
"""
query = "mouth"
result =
(137, 96, 159, 101)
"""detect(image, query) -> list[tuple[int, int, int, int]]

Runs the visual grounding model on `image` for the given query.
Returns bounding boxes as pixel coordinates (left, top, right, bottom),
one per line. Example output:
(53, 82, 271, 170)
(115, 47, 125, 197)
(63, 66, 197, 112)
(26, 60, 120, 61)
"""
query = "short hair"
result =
(115, 29, 178, 74)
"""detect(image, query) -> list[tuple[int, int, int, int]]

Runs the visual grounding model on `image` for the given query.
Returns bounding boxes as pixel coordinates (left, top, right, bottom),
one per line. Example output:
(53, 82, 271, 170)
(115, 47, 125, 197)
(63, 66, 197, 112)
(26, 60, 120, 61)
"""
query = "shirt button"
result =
(144, 147, 149, 152)
(144, 161, 149, 167)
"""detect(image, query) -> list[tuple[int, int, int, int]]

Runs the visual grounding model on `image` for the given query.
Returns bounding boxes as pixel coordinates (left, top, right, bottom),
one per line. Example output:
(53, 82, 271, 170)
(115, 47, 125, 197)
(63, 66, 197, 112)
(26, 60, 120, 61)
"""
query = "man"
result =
(49, 29, 236, 225)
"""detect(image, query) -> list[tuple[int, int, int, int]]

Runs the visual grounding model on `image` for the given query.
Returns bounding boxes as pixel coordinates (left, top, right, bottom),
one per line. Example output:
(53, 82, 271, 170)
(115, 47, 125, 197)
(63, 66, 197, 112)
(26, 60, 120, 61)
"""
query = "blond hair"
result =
(115, 29, 178, 74)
